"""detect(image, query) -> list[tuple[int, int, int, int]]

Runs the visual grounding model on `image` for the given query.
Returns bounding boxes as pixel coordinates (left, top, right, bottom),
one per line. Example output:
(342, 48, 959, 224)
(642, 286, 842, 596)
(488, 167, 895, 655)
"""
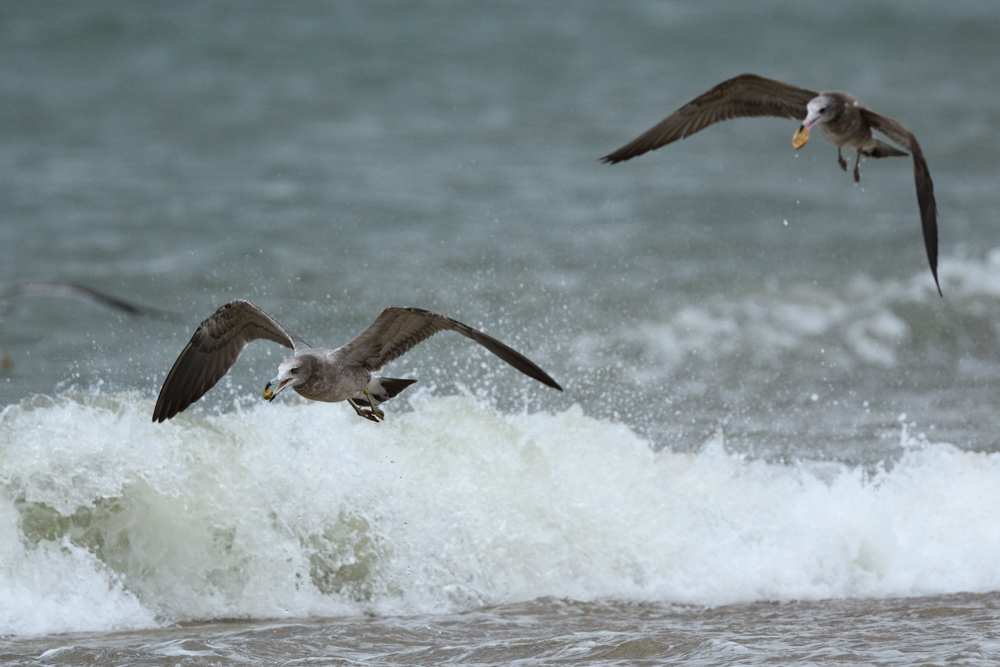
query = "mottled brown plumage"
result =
(601, 74, 818, 163)
(152, 299, 562, 423)
(602, 73, 940, 295)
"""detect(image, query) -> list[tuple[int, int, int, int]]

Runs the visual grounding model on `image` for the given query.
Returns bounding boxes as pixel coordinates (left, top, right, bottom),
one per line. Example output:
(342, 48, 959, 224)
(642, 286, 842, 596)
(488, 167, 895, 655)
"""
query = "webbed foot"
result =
(362, 387, 385, 422)
(348, 397, 383, 422)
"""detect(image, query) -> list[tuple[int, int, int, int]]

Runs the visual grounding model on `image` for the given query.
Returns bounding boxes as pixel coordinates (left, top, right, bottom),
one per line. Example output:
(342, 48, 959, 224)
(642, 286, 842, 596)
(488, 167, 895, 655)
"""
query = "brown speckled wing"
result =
(601, 73, 818, 163)
(335, 306, 562, 390)
(861, 109, 940, 296)
(152, 299, 310, 422)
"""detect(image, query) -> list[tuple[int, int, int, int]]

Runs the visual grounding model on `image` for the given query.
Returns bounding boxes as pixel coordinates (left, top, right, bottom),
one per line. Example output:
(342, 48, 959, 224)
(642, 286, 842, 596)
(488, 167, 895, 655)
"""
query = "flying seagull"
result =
(0, 280, 179, 320)
(601, 73, 940, 295)
(152, 299, 562, 423)
(0, 280, 178, 371)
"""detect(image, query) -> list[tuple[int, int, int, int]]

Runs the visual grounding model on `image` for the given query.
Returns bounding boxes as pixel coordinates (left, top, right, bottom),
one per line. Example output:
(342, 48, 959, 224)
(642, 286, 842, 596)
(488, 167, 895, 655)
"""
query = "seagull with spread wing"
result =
(152, 299, 562, 423)
(0, 280, 179, 320)
(602, 73, 940, 295)
(0, 280, 178, 371)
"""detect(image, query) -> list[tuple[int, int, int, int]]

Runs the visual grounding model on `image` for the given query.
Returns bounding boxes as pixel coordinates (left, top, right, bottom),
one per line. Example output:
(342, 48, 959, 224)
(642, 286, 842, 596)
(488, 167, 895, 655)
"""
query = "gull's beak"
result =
(792, 124, 810, 150)
(263, 377, 291, 402)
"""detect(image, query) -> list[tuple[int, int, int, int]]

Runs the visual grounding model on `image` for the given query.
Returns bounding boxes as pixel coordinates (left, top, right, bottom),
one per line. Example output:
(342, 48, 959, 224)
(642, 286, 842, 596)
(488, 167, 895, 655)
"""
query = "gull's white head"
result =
(802, 95, 837, 129)
(263, 355, 312, 401)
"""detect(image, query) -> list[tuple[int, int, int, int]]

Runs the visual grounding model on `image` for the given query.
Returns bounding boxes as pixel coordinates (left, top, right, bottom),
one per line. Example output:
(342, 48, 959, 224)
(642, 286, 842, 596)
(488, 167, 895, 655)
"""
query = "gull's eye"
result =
(819, 106, 827, 113)
(290, 367, 299, 375)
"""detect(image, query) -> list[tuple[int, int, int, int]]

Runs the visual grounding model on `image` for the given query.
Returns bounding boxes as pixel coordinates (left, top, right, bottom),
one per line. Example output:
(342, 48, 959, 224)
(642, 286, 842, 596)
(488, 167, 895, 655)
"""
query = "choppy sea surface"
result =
(2, 1, 1000, 664)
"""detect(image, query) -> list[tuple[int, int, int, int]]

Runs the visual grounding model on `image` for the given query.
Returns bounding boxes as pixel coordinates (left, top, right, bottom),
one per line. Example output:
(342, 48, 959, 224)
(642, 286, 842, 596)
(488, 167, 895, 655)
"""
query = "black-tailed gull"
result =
(601, 73, 940, 295)
(152, 299, 562, 423)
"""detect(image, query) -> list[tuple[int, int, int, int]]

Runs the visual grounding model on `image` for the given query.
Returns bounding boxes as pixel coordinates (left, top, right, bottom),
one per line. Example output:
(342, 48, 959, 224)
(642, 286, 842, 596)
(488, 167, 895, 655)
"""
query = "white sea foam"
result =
(571, 254, 1000, 380)
(2, 391, 1000, 637)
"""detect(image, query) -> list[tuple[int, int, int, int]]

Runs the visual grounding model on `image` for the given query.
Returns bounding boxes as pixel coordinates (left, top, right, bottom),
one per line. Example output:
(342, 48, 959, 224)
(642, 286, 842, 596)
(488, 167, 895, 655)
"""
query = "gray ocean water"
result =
(3, 1, 1000, 664)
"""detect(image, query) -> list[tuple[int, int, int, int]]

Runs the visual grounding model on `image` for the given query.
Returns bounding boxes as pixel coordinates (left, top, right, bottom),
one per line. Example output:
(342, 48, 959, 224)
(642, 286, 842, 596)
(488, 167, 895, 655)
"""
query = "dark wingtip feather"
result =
(911, 152, 941, 297)
(461, 326, 563, 391)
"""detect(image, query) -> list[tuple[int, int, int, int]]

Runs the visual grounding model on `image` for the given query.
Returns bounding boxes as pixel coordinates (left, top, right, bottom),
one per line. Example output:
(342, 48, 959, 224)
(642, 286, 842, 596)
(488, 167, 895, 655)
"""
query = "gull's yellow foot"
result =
(348, 398, 373, 420)
(363, 387, 385, 421)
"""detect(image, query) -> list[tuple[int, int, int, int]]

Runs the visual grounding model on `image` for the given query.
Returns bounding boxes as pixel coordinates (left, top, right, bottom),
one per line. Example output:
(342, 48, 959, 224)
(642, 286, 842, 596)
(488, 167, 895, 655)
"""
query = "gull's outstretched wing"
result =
(601, 73, 818, 163)
(335, 306, 562, 390)
(0, 280, 180, 321)
(153, 299, 310, 422)
(861, 108, 940, 296)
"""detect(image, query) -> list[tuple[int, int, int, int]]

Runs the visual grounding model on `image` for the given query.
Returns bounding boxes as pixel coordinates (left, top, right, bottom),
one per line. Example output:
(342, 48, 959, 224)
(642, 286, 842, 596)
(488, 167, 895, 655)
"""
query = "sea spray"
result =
(3, 392, 1000, 638)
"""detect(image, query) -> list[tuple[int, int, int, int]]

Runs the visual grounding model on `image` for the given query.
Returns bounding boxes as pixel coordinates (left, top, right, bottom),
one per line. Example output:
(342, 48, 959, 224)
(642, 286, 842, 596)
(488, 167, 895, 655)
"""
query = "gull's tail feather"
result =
(863, 140, 909, 159)
(354, 377, 418, 407)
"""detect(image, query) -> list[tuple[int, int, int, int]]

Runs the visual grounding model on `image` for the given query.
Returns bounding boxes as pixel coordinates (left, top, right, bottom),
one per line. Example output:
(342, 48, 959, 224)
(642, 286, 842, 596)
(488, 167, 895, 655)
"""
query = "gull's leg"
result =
(837, 147, 847, 172)
(853, 150, 861, 183)
(363, 387, 385, 421)
(348, 398, 381, 422)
